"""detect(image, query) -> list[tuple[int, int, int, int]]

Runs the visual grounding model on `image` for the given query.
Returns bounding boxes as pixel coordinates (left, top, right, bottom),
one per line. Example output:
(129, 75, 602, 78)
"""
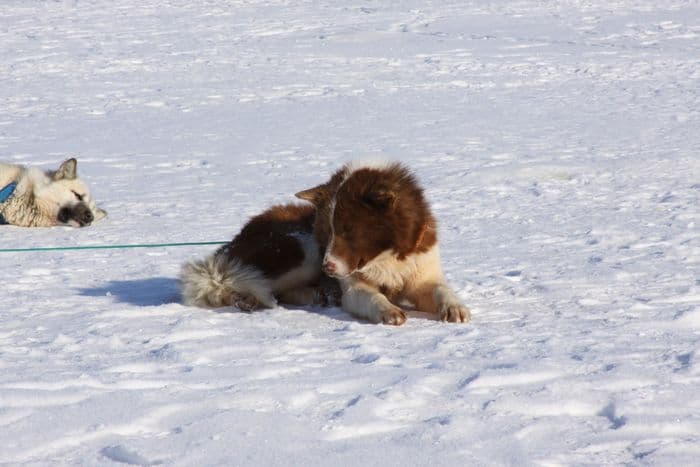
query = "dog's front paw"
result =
(439, 302, 471, 323)
(382, 306, 407, 326)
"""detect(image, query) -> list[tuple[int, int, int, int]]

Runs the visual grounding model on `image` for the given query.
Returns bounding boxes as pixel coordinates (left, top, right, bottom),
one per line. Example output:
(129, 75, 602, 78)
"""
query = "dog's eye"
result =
(71, 190, 84, 201)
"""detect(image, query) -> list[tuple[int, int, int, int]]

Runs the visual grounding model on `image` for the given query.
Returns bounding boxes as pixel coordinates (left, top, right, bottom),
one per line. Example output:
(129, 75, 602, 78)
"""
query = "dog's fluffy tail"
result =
(179, 254, 276, 310)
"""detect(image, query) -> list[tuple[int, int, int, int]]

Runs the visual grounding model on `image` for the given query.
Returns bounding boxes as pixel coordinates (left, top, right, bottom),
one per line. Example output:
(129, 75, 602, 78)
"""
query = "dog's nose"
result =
(323, 260, 337, 275)
(77, 207, 93, 225)
(74, 204, 93, 226)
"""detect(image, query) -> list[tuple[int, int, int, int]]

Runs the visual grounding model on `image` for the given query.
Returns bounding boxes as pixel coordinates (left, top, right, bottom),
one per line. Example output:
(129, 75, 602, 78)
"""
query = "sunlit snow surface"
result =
(1, 1, 699, 465)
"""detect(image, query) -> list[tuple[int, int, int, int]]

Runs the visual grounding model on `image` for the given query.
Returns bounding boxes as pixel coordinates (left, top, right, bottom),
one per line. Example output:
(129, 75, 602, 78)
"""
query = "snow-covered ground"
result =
(1, 1, 699, 465)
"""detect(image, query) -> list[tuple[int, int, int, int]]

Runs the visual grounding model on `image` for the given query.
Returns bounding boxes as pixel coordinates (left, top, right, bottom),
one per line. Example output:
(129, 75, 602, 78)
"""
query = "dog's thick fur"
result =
(180, 161, 469, 326)
(296, 161, 470, 325)
(0, 158, 107, 227)
(180, 203, 340, 310)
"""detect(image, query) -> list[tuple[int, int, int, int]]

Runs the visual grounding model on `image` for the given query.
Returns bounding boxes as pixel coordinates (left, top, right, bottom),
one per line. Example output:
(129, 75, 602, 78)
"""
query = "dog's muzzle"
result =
(58, 203, 94, 226)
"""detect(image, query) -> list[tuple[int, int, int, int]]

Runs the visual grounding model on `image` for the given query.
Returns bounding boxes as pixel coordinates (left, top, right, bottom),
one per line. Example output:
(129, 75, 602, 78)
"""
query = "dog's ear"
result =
(54, 158, 78, 180)
(363, 188, 396, 212)
(93, 207, 107, 221)
(295, 184, 326, 205)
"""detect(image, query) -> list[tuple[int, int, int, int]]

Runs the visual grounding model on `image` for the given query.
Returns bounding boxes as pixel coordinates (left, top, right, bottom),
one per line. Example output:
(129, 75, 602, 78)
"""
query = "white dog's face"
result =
(33, 159, 107, 227)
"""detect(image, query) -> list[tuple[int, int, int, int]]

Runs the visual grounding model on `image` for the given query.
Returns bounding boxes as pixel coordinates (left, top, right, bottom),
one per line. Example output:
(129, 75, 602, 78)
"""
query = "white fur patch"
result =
(343, 158, 394, 174)
(0, 163, 21, 187)
(358, 245, 444, 291)
(180, 254, 276, 309)
(338, 277, 392, 323)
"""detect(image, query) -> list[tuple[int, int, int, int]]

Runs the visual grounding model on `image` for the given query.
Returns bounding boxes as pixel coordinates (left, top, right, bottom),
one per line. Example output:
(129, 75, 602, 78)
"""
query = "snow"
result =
(1, 0, 699, 465)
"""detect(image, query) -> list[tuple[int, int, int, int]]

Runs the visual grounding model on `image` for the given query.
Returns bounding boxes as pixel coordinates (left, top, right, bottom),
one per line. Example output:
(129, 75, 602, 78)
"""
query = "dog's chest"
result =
(356, 246, 444, 296)
(357, 251, 417, 294)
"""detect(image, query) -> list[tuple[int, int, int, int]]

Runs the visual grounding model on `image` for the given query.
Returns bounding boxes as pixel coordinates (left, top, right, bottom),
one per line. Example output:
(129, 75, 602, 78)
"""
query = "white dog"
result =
(0, 158, 107, 227)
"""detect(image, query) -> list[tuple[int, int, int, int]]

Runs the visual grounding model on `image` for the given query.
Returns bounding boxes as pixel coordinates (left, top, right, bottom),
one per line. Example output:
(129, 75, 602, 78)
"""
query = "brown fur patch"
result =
(217, 203, 315, 279)
(329, 163, 436, 271)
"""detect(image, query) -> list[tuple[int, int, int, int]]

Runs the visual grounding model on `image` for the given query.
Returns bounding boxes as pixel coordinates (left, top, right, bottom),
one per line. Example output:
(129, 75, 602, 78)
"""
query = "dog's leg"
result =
(278, 287, 319, 306)
(433, 283, 471, 323)
(411, 282, 471, 323)
(340, 279, 406, 325)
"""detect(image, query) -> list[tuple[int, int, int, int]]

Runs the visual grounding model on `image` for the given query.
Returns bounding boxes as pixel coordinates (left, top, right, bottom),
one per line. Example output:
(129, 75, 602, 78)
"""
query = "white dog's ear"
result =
(54, 158, 78, 180)
(93, 207, 107, 221)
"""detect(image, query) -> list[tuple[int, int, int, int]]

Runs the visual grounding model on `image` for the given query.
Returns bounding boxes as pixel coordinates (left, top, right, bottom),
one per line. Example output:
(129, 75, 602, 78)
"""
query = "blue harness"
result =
(0, 182, 17, 225)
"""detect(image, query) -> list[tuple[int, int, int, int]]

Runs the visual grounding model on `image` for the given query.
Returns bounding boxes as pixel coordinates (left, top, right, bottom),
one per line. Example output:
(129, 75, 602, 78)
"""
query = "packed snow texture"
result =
(1, 1, 699, 465)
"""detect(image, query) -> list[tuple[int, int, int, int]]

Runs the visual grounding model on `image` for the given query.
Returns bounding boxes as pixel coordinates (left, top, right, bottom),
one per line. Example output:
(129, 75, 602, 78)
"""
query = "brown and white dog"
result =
(180, 203, 339, 311)
(296, 161, 470, 325)
(180, 161, 469, 326)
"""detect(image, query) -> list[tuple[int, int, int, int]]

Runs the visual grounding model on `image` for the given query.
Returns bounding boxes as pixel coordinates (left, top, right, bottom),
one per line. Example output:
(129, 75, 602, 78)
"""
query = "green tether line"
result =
(0, 241, 228, 253)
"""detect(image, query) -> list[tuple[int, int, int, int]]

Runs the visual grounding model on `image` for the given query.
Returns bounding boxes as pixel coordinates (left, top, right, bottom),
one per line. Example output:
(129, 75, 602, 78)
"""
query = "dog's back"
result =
(180, 203, 337, 310)
(0, 163, 23, 189)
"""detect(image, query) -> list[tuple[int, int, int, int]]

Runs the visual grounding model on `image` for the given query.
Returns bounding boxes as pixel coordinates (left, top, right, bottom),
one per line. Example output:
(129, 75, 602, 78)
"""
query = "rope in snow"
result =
(0, 241, 228, 253)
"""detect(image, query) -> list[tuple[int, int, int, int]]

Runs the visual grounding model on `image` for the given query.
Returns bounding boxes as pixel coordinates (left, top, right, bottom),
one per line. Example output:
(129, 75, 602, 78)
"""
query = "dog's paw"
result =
(439, 302, 471, 323)
(381, 306, 407, 326)
(232, 294, 262, 312)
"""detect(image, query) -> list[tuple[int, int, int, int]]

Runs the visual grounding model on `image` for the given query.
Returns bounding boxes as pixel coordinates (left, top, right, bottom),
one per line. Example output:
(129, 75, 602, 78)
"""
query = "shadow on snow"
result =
(78, 278, 443, 324)
(78, 277, 180, 307)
